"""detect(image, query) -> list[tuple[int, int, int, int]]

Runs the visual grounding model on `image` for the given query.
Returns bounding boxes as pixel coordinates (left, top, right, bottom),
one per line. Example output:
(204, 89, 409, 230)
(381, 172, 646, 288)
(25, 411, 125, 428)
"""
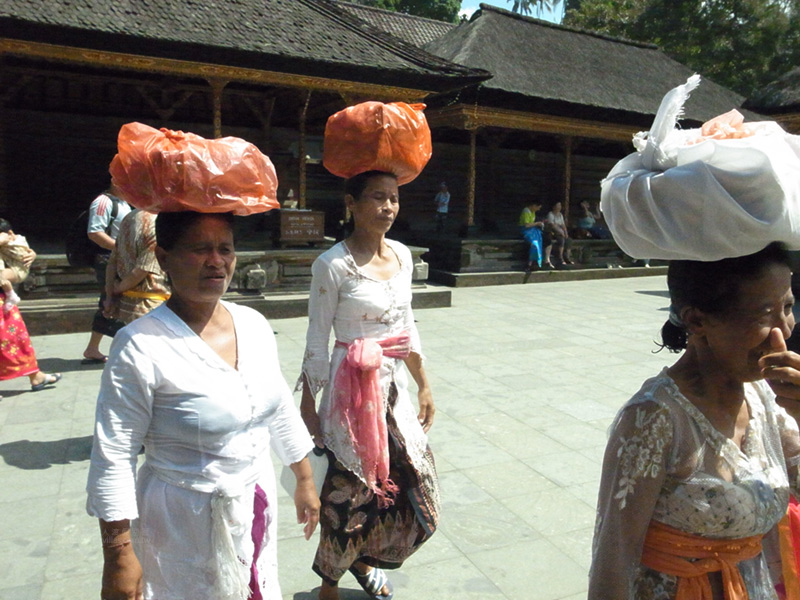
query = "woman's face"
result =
(552, 202, 562, 213)
(697, 262, 795, 382)
(346, 174, 399, 235)
(156, 215, 236, 304)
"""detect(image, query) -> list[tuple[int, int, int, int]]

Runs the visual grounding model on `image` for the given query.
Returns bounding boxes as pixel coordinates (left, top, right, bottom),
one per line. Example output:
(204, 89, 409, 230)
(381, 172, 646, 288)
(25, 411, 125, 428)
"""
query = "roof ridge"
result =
(305, 0, 483, 76)
(334, 1, 455, 26)
(476, 2, 658, 50)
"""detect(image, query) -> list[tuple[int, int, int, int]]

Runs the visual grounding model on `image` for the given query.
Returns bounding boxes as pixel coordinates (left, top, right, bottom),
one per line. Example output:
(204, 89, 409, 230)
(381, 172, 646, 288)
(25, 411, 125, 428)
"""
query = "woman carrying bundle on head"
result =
(590, 76, 800, 599)
(86, 123, 319, 600)
(299, 102, 440, 600)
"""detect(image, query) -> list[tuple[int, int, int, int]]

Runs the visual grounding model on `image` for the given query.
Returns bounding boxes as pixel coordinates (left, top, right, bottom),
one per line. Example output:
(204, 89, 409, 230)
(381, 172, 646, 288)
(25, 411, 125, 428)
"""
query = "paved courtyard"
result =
(0, 275, 674, 600)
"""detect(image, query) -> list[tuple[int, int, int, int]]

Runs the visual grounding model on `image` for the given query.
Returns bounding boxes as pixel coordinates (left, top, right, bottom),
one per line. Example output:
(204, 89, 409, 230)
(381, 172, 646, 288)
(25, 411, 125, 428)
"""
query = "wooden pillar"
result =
(562, 136, 574, 224)
(467, 127, 477, 227)
(207, 78, 228, 138)
(483, 130, 508, 227)
(298, 90, 311, 209)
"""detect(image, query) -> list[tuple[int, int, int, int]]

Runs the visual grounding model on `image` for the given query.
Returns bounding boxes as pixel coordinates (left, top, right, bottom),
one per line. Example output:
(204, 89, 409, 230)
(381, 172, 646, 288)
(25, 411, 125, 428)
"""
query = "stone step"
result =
(429, 265, 667, 288)
(18, 285, 453, 336)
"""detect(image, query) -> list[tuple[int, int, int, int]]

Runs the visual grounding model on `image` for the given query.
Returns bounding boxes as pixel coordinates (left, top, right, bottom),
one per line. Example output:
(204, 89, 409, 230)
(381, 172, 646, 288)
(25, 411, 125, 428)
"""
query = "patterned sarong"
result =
(313, 383, 439, 585)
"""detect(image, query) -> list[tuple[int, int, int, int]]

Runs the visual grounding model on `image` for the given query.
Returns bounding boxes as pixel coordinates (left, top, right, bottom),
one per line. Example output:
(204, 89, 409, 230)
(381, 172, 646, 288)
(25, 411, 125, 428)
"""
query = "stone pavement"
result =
(0, 276, 673, 600)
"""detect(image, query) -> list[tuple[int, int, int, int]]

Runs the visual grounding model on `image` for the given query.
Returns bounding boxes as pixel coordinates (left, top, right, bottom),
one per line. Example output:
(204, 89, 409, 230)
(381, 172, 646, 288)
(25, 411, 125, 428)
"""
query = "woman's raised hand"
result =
(761, 328, 800, 418)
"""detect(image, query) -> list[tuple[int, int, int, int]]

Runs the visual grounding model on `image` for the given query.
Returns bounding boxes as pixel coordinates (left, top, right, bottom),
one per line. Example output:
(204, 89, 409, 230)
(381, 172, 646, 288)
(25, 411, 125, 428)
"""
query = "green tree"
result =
(506, 0, 563, 16)
(563, 0, 800, 97)
(352, 0, 462, 23)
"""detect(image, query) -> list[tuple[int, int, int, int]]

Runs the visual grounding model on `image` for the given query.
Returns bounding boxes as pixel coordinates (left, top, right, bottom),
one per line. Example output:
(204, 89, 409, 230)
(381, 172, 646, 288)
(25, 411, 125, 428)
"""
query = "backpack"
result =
(65, 196, 119, 267)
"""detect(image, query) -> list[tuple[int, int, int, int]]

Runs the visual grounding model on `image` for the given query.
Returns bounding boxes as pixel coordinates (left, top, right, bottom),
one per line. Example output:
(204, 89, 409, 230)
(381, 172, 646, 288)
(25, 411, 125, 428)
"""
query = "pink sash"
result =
(332, 333, 411, 507)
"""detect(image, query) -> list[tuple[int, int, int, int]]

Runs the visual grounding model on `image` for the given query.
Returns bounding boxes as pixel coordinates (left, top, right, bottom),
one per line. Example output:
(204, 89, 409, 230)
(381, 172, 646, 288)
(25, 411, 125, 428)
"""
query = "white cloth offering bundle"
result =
(601, 75, 800, 261)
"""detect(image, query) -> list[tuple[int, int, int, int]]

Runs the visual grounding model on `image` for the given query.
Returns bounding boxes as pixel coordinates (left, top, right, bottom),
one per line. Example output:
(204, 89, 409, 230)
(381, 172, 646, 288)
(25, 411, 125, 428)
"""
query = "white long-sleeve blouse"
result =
(86, 301, 312, 600)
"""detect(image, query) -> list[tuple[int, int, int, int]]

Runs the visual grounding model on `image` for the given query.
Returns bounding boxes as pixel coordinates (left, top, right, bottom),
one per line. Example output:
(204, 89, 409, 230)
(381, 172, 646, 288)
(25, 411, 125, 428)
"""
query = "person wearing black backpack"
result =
(81, 189, 131, 363)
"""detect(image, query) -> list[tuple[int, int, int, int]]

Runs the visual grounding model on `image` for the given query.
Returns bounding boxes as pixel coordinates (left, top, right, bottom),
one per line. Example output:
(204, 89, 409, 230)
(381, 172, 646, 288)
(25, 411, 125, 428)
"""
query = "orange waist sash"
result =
(641, 520, 764, 600)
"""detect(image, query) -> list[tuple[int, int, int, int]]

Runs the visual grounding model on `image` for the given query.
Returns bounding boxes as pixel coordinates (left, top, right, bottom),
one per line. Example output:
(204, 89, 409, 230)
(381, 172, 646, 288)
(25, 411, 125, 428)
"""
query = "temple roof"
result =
(335, 1, 457, 48)
(746, 67, 800, 114)
(0, 0, 488, 92)
(424, 4, 754, 124)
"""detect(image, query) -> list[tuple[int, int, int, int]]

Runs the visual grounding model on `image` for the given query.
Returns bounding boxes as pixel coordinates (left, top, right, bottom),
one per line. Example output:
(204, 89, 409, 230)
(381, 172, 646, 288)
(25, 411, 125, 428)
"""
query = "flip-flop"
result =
(349, 566, 394, 600)
(31, 373, 62, 392)
(81, 356, 107, 364)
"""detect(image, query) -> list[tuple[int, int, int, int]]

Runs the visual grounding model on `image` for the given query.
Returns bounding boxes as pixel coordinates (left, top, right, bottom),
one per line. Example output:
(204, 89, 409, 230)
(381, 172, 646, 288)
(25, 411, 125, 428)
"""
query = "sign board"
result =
(278, 210, 325, 246)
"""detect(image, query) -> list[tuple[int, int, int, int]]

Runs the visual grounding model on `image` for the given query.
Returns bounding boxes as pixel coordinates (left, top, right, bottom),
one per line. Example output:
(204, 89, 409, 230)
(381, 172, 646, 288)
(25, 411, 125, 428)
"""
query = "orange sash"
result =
(778, 498, 800, 600)
(641, 520, 764, 600)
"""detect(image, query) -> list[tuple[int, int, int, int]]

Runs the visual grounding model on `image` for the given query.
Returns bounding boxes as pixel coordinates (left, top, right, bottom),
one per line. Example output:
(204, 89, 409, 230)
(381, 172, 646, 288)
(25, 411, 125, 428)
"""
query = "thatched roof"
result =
(424, 4, 754, 124)
(745, 67, 800, 114)
(335, 1, 456, 48)
(0, 0, 488, 92)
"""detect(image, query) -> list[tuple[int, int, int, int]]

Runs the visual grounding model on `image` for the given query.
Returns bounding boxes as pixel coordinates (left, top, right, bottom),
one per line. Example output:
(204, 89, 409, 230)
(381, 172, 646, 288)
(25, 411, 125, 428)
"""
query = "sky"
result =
(458, 1, 562, 23)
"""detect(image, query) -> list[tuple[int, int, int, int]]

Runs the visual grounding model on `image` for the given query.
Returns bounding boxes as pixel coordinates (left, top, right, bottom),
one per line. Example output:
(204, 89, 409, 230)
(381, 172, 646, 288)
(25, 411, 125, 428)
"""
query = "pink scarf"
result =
(332, 333, 411, 507)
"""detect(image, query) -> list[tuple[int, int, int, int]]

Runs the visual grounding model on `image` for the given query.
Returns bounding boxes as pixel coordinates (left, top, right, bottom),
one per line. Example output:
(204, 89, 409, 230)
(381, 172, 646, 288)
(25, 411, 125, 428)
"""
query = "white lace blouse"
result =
(590, 368, 800, 599)
(298, 239, 429, 482)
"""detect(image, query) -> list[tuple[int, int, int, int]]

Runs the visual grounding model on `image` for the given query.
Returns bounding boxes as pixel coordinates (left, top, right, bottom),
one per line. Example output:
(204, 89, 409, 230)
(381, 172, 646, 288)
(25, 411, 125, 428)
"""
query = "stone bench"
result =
(419, 235, 631, 273)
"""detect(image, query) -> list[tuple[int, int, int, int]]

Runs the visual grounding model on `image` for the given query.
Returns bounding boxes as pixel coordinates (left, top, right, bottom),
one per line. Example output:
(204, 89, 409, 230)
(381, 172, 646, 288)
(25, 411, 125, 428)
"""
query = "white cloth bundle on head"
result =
(600, 75, 800, 261)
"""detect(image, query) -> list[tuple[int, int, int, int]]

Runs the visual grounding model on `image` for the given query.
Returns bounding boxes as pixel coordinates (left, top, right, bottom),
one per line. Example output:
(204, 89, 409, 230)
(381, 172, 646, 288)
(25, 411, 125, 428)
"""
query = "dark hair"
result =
(155, 211, 235, 250)
(659, 242, 792, 352)
(343, 170, 397, 200)
(0, 219, 11, 233)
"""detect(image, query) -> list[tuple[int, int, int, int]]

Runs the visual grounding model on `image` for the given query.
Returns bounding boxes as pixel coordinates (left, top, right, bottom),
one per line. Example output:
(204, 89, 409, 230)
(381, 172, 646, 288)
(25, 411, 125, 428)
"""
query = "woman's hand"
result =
(417, 387, 435, 433)
(290, 457, 321, 540)
(103, 296, 120, 319)
(101, 544, 143, 600)
(760, 328, 800, 421)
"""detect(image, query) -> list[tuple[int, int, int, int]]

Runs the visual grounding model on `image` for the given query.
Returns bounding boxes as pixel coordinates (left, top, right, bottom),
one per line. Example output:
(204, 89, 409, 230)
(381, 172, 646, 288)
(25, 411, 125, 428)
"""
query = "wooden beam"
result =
(427, 103, 637, 143)
(0, 38, 431, 101)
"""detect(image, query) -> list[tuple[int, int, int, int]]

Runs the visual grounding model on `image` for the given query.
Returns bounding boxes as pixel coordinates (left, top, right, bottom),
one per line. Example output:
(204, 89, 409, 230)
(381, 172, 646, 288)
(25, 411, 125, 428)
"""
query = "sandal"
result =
(349, 565, 394, 599)
(31, 373, 62, 392)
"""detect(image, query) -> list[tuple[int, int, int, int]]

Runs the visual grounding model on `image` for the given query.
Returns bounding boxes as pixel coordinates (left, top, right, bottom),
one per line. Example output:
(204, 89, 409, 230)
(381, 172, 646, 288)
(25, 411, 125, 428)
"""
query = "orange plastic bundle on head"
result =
(109, 122, 279, 215)
(323, 102, 432, 185)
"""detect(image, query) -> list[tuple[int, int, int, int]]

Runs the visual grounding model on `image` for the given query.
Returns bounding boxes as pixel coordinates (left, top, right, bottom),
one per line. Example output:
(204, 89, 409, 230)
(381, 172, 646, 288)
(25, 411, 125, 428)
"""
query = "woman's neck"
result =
(346, 229, 387, 258)
(668, 345, 746, 409)
(166, 295, 222, 334)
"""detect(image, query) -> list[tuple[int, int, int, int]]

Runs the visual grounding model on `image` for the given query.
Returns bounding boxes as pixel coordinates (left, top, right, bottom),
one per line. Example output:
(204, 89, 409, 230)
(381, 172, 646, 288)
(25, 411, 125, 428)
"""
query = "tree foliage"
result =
(506, 0, 563, 16)
(562, 0, 800, 98)
(352, 0, 462, 23)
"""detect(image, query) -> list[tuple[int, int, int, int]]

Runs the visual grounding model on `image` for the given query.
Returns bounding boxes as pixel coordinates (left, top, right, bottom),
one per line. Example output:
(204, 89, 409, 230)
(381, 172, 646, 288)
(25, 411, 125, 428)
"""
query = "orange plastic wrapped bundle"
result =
(323, 102, 432, 185)
(109, 122, 279, 215)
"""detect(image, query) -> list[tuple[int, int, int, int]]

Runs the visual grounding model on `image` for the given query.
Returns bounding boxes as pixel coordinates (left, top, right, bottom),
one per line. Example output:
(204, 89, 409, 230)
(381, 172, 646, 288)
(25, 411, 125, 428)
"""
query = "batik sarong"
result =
(313, 384, 439, 585)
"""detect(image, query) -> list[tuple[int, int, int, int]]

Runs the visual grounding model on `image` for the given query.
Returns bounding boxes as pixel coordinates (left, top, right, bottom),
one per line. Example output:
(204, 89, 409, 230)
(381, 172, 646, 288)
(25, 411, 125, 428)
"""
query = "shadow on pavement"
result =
(38, 357, 105, 373)
(0, 435, 93, 469)
(293, 587, 365, 599)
